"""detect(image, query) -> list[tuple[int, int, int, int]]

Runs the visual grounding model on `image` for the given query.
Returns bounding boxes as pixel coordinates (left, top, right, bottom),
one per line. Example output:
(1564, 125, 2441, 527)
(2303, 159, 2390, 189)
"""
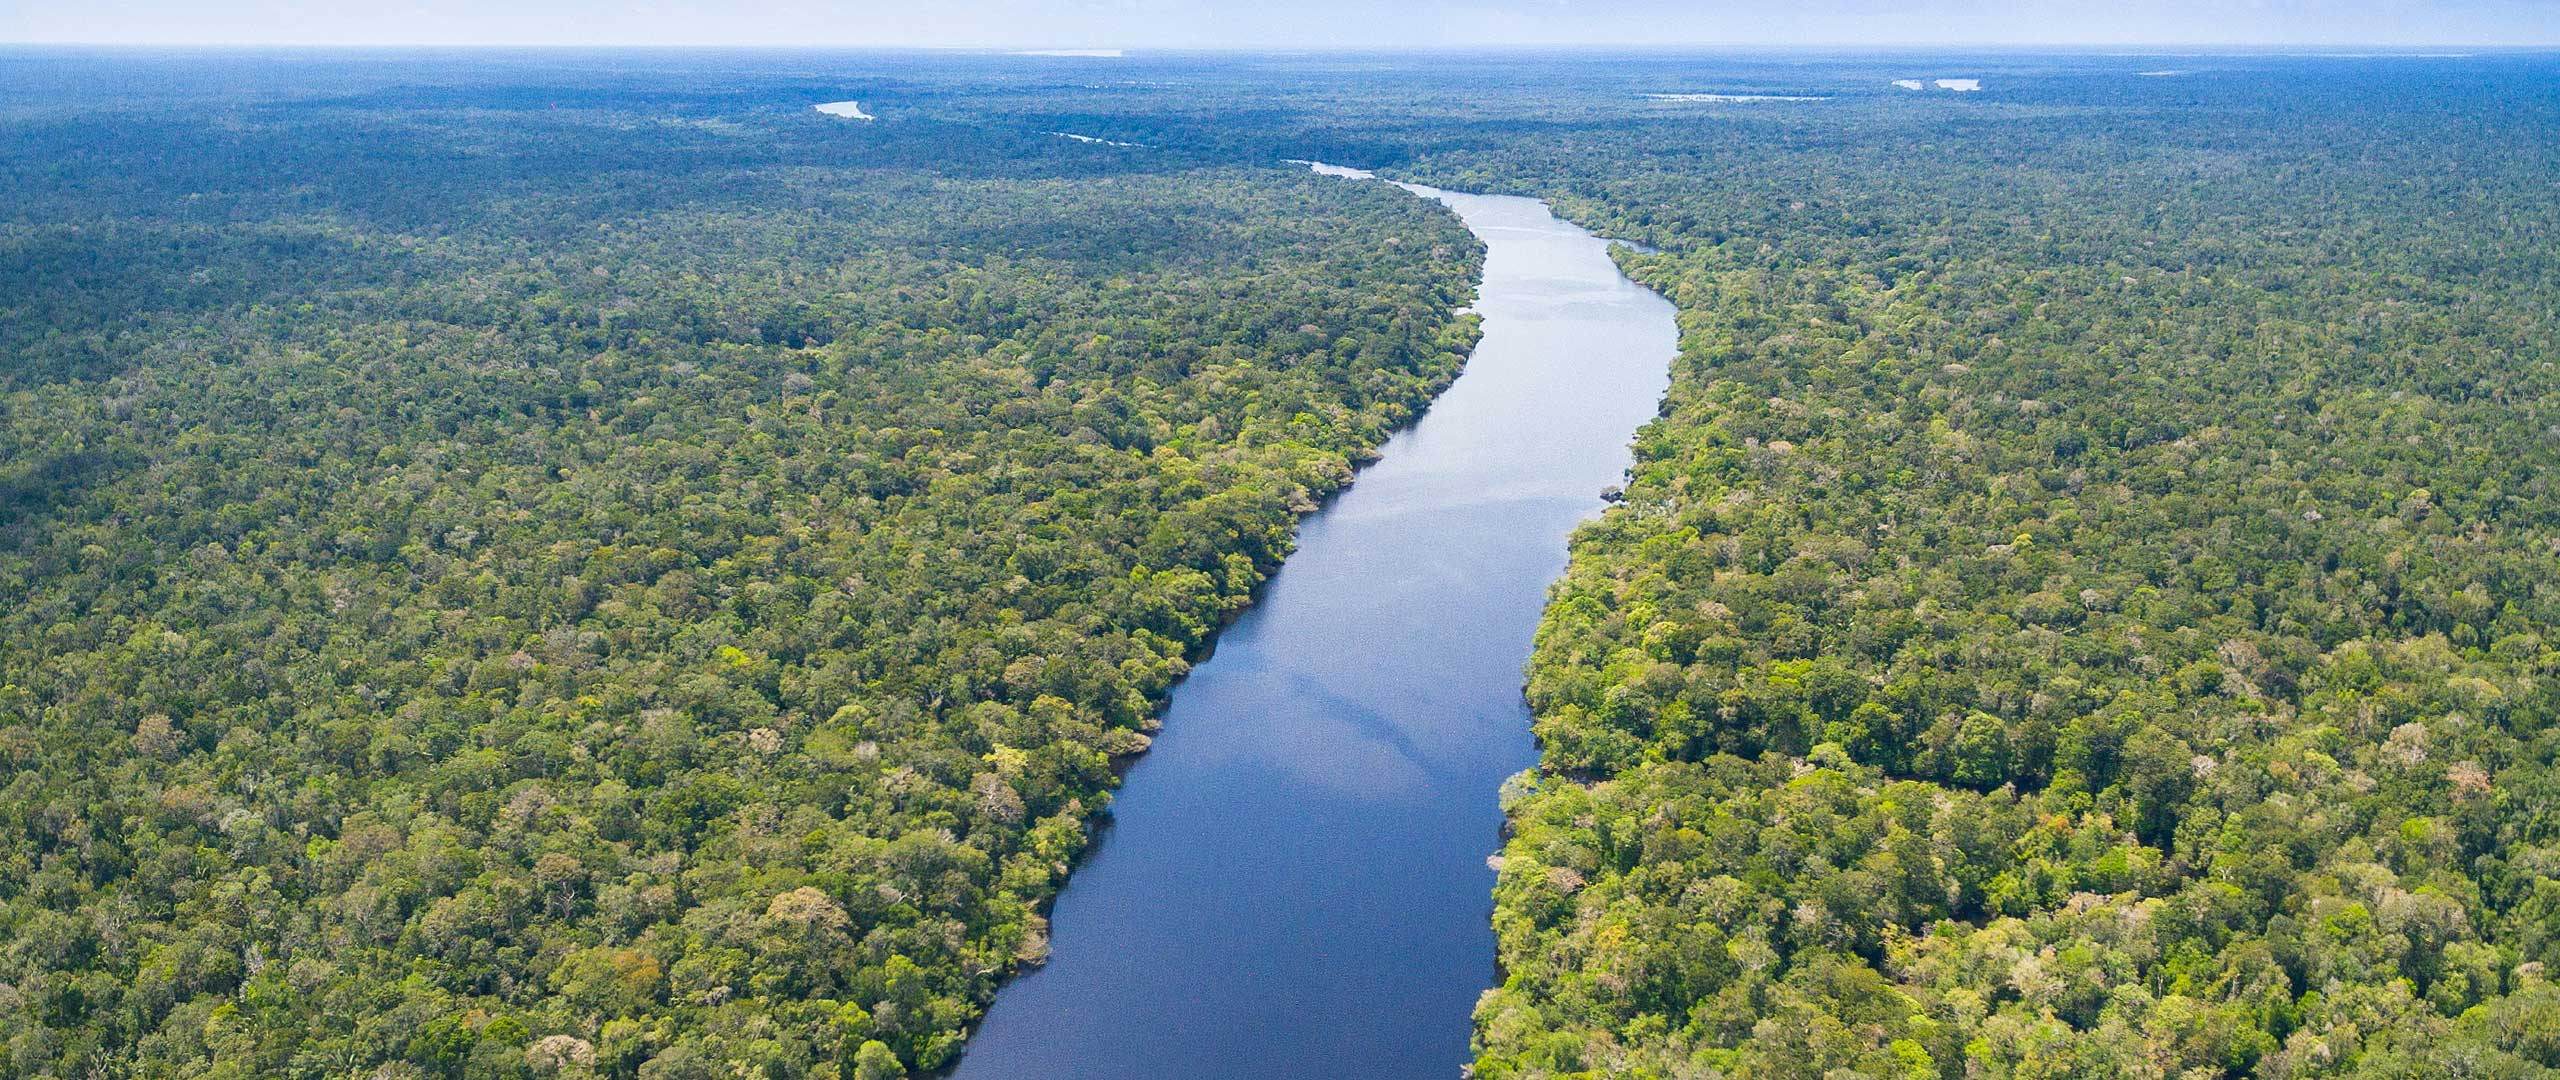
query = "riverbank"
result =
(945, 163, 1676, 1079)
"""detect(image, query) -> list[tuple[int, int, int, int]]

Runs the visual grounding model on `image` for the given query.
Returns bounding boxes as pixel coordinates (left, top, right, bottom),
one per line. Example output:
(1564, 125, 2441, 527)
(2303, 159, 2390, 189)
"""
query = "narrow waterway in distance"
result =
(949, 163, 1678, 1079)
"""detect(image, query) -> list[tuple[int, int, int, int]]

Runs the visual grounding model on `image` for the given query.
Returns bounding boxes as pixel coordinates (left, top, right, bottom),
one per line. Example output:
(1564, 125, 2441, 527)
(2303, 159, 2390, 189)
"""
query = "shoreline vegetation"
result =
(943, 158, 1671, 1080)
(0, 67, 1483, 1076)
(1421, 55, 2560, 1080)
(2, 46, 2556, 1080)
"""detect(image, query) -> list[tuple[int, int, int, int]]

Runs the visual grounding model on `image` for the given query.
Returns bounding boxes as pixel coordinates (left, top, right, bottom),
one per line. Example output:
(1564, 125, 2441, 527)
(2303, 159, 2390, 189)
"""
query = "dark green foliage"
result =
(13, 45, 2560, 1080)
(1446, 58, 2560, 1080)
(0, 63, 1480, 1077)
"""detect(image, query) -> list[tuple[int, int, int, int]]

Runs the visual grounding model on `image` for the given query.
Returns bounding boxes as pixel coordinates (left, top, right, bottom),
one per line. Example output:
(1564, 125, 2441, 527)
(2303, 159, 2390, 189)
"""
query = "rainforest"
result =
(3, 44, 2558, 1080)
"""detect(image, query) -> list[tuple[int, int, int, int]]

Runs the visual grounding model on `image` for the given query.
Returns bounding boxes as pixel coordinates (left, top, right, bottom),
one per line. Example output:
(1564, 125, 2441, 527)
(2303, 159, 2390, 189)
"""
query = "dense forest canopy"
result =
(1389, 54, 2560, 1080)
(5, 43, 2560, 1080)
(0, 52, 1485, 1077)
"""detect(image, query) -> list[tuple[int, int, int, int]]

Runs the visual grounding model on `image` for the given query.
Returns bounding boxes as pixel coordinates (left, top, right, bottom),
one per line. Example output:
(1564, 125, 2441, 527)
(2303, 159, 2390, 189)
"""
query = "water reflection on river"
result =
(949, 163, 1677, 1080)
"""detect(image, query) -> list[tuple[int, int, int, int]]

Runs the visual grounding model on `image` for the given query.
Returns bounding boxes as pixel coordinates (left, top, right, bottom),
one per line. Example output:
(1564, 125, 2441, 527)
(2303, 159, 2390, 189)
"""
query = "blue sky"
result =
(7, 0, 2554, 47)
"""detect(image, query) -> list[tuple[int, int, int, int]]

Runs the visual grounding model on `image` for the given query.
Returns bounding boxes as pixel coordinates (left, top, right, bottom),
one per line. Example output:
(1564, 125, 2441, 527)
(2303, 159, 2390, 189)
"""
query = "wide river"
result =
(949, 165, 1677, 1078)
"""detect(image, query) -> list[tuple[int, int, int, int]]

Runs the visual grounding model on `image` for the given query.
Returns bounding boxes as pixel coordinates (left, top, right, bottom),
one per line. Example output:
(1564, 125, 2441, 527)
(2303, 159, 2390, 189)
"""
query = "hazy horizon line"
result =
(3, 39, 2550, 52)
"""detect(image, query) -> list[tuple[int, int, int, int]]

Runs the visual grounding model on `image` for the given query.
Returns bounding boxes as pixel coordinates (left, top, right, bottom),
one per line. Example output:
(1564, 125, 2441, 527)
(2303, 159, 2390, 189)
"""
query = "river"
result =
(947, 164, 1677, 1079)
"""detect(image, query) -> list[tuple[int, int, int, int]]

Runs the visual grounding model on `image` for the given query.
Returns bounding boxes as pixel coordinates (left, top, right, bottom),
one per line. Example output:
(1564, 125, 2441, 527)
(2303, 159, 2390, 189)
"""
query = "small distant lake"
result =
(813, 100, 873, 119)
(946, 163, 1677, 1078)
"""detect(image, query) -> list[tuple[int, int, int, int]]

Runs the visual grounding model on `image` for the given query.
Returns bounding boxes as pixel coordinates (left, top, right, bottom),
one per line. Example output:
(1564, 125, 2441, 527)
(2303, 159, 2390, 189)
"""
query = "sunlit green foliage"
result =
(0, 68, 1479, 1077)
(10, 46, 2560, 1080)
(1446, 60, 2560, 1079)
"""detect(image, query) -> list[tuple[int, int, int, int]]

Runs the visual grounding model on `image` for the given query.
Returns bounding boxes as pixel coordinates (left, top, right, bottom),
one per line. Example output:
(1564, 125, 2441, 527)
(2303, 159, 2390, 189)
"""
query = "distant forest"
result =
(1410, 56, 2560, 1080)
(0, 53, 1484, 1076)
(4, 45, 2559, 1080)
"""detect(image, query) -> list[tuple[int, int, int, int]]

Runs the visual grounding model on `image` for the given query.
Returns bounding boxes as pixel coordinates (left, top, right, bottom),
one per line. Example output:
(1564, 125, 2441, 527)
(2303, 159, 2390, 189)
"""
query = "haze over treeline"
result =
(5, 10, 2560, 1077)
(3, 0, 2554, 47)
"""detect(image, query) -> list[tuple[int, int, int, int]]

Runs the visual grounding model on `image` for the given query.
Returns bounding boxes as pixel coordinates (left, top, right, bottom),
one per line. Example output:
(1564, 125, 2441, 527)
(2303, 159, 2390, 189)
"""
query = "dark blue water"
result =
(948, 166, 1677, 1080)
